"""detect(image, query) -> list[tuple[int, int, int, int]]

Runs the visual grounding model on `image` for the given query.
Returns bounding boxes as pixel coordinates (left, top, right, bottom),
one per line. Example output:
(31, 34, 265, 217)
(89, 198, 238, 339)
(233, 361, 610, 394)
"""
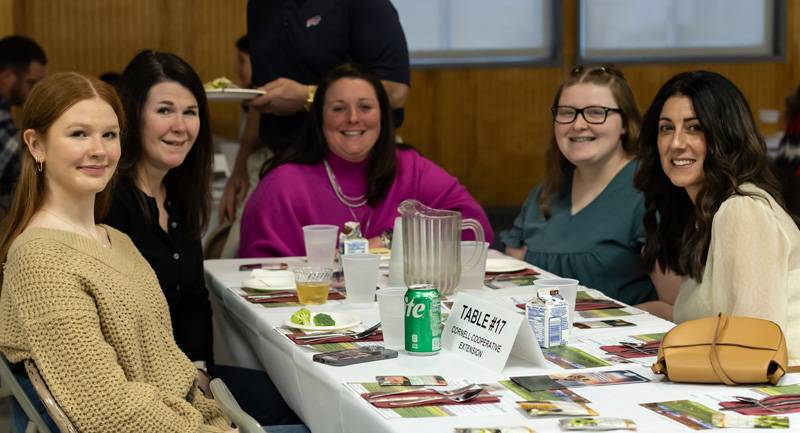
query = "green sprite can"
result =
(404, 284, 442, 355)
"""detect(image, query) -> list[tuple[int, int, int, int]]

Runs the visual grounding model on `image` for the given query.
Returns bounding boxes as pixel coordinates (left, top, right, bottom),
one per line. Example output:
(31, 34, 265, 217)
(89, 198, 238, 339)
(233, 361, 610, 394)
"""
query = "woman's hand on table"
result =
(505, 245, 527, 260)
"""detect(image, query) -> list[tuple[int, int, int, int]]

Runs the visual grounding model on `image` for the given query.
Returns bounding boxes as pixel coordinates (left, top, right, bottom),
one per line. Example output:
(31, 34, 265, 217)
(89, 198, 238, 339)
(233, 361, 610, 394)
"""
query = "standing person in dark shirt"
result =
(104, 50, 214, 367)
(219, 0, 411, 221)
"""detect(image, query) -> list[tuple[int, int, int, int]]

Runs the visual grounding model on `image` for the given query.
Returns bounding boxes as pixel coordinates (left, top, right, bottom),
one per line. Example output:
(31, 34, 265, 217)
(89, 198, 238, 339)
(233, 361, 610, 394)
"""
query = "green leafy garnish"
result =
(290, 308, 311, 325)
(313, 313, 336, 326)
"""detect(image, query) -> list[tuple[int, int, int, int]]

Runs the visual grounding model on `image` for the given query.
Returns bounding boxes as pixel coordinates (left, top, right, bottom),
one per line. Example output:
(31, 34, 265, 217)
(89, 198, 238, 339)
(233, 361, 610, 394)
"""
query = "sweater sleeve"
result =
(4, 246, 227, 433)
(410, 153, 494, 243)
(239, 168, 308, 258)
(705, 195, 791, 330)
(499, 185, 542, 248)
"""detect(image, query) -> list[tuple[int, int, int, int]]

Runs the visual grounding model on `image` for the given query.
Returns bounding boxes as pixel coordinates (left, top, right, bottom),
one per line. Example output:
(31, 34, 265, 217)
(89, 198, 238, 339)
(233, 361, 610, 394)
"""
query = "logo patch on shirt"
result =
(306, 15, 322, 28)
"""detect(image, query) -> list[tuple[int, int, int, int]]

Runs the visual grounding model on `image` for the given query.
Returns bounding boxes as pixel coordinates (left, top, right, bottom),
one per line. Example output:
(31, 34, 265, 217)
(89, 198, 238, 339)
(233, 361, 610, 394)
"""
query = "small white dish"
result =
(242, 270, 296, 291)
(206, 88, 265, 102)
(283, 312, 361, 332)
(485, 258, 529, 273)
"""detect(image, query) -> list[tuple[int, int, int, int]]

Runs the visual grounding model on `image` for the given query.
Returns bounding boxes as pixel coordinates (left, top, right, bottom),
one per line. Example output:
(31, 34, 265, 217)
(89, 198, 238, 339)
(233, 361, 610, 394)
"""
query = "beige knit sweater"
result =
(0, 226, 231, 433)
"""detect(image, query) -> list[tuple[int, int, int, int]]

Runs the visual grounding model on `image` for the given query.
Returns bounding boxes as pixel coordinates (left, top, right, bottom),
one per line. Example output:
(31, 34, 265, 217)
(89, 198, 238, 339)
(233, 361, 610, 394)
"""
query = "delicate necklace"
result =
(42, 209, 110, 248)
(323, 160, 367, 207)
(322, 160, 372, 233)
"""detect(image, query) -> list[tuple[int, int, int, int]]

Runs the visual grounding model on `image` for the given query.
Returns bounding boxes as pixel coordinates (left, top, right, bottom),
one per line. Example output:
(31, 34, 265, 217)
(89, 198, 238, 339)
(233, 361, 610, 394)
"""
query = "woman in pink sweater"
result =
(239, 63, 492, 258)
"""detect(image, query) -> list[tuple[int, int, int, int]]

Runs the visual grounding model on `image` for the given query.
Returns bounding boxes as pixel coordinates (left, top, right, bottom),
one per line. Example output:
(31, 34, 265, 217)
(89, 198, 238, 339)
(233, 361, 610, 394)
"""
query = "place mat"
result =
(719, 394, 800, 415)
(286, 331, 384, 345)
(575, 298, 626, 311)
(485, 268, 539, 277)
(362, 390, 499, 408)
(243, 290, 345, 304)
(599, 341, 660, 359)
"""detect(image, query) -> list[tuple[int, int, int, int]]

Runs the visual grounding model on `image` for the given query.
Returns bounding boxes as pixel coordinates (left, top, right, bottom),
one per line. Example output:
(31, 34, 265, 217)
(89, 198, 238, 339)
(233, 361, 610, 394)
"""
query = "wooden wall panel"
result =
(7, 0, 247, 141)
(4, 0, 800, 208)
(401, 0, 800, 207)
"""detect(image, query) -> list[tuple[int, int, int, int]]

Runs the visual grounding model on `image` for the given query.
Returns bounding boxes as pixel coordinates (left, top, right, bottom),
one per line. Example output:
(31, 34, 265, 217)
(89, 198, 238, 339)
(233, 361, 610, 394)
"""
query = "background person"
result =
(635, 70, 800, 365)
(238, 63, 492, 258)
(500, 65, 668, 308)
(104, 50, 214, 367)
(218, 0, 411, 223)
(772, 84, 800, 218)
(0, 35, 47, 214)
(0, 72, 232, 433)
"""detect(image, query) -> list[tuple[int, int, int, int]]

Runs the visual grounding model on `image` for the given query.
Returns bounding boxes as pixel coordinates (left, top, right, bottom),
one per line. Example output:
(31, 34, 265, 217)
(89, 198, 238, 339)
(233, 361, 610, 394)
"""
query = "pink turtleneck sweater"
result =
(239, 149, 493, 258)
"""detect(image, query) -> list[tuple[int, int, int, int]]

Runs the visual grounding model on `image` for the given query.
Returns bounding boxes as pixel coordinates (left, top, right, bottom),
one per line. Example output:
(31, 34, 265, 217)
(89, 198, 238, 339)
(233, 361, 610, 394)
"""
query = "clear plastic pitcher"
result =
(398, 199, 485, 296)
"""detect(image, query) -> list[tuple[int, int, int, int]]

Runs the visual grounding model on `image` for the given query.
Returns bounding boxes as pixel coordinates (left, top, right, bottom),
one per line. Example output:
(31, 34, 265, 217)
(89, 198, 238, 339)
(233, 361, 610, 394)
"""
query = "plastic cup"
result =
(342, 253, 380, 303)
(533, 278, 579, 323)
(376, 287, 407, 349)
(292, 267, 333, 305)
(302, 225, 338, 268)
(455, 241, 489, 291)
(387, 217, 404, 286)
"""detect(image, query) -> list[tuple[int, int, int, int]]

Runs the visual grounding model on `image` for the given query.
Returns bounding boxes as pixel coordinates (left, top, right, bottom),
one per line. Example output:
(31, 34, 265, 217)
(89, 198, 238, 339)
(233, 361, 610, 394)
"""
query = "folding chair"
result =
(0, 354, 55, 433)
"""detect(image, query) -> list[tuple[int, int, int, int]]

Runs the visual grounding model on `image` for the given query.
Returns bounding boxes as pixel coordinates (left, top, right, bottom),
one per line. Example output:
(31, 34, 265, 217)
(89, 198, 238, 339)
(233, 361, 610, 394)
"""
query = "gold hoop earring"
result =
(36, 159, 43, 173)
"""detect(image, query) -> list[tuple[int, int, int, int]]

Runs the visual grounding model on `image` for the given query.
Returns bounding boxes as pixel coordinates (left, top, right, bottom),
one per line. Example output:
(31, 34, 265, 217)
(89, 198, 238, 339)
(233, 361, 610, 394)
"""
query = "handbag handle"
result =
(709, 313, 737, 386)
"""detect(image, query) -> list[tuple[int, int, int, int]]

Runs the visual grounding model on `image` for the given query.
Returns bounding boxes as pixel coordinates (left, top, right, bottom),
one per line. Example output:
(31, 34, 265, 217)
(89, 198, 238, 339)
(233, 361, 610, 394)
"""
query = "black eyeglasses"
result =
(552, 106, 622, 124)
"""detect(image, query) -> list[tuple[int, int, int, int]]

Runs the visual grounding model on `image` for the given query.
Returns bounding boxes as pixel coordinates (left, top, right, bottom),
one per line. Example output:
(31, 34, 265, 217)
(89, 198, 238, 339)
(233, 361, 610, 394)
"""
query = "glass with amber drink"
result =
(293, 267, 333, 305)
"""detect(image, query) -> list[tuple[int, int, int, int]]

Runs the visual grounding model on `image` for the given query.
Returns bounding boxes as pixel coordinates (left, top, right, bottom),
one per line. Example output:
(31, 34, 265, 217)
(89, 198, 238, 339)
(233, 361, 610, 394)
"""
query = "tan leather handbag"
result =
(652, 313, 789, 385)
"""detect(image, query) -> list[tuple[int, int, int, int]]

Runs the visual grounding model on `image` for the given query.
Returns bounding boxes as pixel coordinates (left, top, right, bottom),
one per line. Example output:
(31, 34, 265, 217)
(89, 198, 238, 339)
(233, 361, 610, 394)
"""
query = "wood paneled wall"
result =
(5, 0, 248, 146)
(4, 0, 800, 207)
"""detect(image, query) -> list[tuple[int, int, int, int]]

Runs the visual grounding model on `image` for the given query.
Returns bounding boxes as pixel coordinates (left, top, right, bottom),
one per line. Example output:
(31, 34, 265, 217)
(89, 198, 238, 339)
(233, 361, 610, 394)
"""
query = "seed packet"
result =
(711, 412, 789, 429)
(376, 375, 447, 386)
(454, 428, 536, 433)
(558, 417, 637, 431)
(573, 319, 635, 329)
(517, 400, 598, 417)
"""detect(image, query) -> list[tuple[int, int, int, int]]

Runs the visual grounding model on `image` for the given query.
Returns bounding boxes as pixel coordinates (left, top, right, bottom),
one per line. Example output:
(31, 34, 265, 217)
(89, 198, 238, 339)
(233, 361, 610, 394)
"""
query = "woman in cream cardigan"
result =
(634, 70, 800, 366)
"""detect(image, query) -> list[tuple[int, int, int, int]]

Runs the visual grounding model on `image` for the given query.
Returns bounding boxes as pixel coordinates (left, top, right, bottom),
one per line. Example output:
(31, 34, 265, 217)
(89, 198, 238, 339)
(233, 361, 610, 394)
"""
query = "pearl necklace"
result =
(322, 160, 372, 233)
(42, 209, 110, 248)
(323, 160, 367, 208)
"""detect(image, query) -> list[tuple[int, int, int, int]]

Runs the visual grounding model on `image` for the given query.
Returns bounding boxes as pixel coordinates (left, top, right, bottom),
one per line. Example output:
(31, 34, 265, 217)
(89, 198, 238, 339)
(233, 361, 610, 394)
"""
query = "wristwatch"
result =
(304, 85, 317, 111)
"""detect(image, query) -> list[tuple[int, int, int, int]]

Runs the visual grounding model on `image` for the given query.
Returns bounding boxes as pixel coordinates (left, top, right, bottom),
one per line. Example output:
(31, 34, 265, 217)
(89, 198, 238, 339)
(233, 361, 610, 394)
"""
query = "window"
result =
(579, 0, 783, 62)
(392, 0, 557, 66)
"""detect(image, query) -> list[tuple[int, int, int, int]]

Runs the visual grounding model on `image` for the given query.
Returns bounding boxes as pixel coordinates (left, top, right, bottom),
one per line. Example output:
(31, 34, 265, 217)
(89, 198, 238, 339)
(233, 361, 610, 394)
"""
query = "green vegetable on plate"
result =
(290, 308, 312, 325)
(313, 313, 336, 326)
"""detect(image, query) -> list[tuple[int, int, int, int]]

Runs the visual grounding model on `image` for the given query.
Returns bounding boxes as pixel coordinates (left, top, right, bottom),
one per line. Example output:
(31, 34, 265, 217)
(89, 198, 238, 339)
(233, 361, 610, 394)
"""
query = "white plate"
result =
(242, 270, 296, 291)
(485, 258, 529, 273)
(283, 312, 361, 332)
(206, 88, 265, 102)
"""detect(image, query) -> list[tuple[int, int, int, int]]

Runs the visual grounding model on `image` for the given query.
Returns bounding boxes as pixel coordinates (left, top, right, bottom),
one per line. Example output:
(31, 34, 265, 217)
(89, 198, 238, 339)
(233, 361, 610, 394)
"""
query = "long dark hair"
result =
(116, 50, 212, 238)
(0, 72, 124, 289)
(261, 63, 396, 205)
(539, 65, 641, 218)
(635, 70, 784, 280)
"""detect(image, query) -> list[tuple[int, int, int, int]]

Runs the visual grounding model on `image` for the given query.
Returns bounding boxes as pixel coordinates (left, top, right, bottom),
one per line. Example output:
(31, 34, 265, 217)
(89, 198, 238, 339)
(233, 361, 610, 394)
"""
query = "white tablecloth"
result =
(204, 255, 800, 433)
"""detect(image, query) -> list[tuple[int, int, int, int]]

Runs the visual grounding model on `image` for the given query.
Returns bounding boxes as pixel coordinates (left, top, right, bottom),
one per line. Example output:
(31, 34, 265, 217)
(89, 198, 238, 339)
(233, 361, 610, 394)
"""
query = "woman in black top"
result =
(104, 50, 213, 365)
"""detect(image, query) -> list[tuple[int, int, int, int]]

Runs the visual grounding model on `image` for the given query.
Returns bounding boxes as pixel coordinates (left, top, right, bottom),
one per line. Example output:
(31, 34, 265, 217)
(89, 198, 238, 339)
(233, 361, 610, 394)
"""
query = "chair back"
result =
(0, 353, 55, 433)
(24, 360, 78, 433)
(209, 378, 263, 433)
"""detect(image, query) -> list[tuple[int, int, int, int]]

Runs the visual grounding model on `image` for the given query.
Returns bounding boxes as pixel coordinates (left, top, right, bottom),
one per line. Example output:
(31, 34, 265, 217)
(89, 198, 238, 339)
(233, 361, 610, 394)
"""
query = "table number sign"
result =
(441, 292, 548, 372)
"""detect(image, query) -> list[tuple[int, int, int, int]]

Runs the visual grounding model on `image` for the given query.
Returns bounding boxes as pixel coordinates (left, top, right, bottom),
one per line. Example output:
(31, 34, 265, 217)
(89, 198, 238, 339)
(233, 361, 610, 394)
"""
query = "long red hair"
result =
(0, 72, 125, 289)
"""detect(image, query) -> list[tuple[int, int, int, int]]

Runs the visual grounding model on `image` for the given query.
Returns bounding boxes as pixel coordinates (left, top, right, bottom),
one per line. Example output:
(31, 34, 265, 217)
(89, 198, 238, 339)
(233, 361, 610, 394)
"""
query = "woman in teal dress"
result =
(501, 65, 674, 309)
